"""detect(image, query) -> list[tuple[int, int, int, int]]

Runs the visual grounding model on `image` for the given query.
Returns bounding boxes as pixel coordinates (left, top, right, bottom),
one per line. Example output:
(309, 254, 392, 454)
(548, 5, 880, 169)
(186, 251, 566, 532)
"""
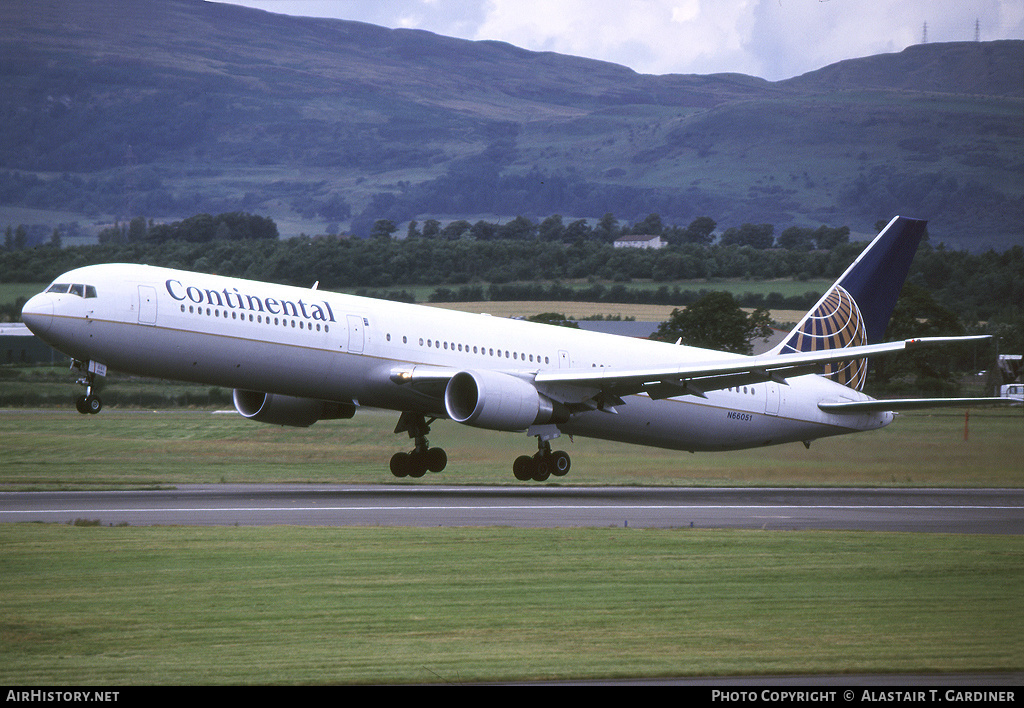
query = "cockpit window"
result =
(46, 283, 97, 298)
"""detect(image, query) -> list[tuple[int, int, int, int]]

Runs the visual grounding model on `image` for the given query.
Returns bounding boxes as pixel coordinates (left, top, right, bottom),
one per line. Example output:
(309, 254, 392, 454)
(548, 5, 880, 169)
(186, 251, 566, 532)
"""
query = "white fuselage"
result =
(22, 263, 891, 452)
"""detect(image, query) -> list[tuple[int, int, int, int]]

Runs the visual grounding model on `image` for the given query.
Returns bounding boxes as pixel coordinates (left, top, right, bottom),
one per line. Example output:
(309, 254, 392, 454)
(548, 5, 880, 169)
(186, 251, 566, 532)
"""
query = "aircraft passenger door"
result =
(347, 315, 365, 354)
(138, 286, 157, 325)
(558, 350, 571, 368)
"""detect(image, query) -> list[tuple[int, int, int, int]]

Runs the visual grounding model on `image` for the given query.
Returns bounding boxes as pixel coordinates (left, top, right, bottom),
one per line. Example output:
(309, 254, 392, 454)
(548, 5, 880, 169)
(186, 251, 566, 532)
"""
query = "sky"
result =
(216, 0, 1024, 81)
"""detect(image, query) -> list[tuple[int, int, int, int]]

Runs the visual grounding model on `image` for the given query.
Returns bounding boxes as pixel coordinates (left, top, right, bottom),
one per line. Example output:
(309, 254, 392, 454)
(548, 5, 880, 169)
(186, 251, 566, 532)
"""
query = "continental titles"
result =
(165, 279, 335, 323)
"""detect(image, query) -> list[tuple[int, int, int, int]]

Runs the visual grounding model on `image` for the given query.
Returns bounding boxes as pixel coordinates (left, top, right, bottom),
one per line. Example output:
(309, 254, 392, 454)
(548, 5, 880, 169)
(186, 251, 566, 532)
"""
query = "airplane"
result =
(20, 216, 1010, 481)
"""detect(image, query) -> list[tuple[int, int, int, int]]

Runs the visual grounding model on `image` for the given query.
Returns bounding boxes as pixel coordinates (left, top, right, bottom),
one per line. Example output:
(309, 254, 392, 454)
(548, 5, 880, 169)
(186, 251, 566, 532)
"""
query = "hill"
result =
(2, 0, 1021, 248)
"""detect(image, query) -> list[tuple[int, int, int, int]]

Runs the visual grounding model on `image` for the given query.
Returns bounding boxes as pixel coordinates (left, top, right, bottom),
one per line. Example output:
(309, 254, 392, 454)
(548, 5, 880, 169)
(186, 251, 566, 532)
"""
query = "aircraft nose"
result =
(21, 294, 53, 335)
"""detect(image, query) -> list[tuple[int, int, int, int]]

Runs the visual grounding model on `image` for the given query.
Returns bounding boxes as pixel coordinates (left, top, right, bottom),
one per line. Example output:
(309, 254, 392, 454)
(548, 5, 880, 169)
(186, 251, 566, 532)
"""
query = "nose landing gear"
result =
(72, 360, 105, 415)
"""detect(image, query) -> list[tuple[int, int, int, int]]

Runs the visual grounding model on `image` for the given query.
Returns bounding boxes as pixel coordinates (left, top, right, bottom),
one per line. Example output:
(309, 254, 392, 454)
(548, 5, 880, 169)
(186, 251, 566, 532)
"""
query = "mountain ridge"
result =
(2, 0, 1021, 248)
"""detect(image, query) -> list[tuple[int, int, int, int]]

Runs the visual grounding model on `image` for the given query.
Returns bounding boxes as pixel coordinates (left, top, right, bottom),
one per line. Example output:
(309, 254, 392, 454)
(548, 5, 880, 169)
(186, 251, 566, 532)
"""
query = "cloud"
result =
(221, 0, 1024, 80)
(472, 0, 1024, 79)
(473, 0, 760, 75)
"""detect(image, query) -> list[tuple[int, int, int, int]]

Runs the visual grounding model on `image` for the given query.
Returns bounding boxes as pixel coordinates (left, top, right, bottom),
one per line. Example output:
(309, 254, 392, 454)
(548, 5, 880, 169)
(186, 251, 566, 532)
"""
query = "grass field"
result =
(1, 402, 1020, 684)
(0, 408, 1020, 488)
(2, 524, 1022, 684)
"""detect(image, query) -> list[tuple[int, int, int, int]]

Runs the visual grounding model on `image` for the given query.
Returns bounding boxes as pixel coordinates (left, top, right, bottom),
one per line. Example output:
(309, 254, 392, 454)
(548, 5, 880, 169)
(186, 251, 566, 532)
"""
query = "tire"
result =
(513, 455, 535, 481)
(425, 447, 447, 473)
(533, 457, 551, 482)
(408, 451, 428, 478)
(390, 452, 411, 477)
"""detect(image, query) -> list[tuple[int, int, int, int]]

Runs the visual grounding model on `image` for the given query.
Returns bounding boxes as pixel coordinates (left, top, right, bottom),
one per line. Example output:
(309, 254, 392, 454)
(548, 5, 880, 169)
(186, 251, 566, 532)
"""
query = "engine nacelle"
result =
(233, 390, 356, 428)
(444, 370, 567, 431)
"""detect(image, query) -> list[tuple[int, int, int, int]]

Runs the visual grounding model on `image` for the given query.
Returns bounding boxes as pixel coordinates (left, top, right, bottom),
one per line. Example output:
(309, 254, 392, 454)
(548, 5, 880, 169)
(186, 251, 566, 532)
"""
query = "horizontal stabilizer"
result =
(819, 397, 1017, 413)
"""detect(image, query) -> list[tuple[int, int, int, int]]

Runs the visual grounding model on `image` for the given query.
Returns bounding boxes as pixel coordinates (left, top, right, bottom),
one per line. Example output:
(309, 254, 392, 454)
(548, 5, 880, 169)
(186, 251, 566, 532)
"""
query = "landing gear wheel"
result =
(75, 394, 101, 415)
(424, 447, 447, 473)
(513, 436, 572, 482)
(390, 452, 411, 478)
(391, 413, 447, 478)
(532, 452, 551, 481)
(550, 450, 570, 476)
(407, 450, 428, 478)
(72, 360, 104, 415)
(513, 455, 535, 481)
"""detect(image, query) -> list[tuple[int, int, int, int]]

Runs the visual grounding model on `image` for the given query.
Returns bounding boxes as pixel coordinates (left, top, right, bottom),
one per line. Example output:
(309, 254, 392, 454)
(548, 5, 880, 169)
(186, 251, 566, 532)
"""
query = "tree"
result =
(651, 291, 773, 354)
(684, 216, 716, 245)
(526, 312, 579, 328)
(471, 220, 497, 241)
(128, 216, 148, 243)
(538, 215, 565, 242)
(873, 283, 966, 394)
(498, 215, 537, 240)
(565, 219, 592, 242)
(720, 223, 774, 249)
(813, 225, 849, 250)
(442, 220, 472, 240)
(370, 219, 398, 239)
(630, 213, 663, 236)
(421, 219, 441, 239)
(595, 213, 619, 241)
(777, 226, 815, 251)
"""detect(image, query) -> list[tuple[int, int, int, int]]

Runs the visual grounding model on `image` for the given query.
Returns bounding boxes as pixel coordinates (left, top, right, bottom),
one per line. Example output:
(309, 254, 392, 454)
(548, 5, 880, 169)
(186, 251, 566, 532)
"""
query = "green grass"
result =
(0, 407, 1020, 488)
(1, 406, 1020, 684)
(0, 282, 47, 305)
(1, 524, 1021, 684)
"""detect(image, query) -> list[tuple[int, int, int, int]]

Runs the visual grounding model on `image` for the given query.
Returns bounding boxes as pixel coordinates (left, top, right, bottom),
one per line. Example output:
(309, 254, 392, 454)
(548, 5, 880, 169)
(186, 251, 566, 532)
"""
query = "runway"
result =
(2, 485, 1023, 533)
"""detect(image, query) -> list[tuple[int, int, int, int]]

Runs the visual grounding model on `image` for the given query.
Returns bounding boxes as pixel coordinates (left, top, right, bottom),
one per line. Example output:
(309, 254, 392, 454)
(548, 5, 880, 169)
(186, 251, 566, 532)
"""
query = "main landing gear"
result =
(72, 360, 103, 415)
(513, 435, 571, 482)
(388, 414, 572, 482)
(390, 412, 448, 478)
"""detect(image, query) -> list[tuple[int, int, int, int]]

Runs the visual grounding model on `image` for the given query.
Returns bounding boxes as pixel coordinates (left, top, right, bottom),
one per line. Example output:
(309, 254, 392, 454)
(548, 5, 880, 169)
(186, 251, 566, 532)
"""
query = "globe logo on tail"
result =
(783, 285, 868, 390)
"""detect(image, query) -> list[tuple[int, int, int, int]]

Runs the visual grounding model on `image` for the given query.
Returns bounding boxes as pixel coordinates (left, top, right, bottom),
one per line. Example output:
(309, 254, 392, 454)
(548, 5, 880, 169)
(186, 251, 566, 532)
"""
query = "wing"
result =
(533, 335, 990, 402)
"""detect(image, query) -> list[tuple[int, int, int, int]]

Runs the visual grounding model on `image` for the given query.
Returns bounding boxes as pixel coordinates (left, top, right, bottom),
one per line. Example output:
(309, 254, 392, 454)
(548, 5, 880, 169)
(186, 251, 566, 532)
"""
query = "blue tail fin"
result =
(774, 216, 927, 390)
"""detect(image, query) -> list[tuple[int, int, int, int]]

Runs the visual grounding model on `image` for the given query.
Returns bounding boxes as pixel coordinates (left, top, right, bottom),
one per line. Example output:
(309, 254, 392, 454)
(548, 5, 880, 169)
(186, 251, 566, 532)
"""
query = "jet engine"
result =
(233, 390, 356, 427)
(444, 370, 567, 431)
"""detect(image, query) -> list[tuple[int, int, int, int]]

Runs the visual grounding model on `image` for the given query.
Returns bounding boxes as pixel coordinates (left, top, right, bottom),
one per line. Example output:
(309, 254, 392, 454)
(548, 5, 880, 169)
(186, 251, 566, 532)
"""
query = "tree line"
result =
(2, 211, 1020, 344)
